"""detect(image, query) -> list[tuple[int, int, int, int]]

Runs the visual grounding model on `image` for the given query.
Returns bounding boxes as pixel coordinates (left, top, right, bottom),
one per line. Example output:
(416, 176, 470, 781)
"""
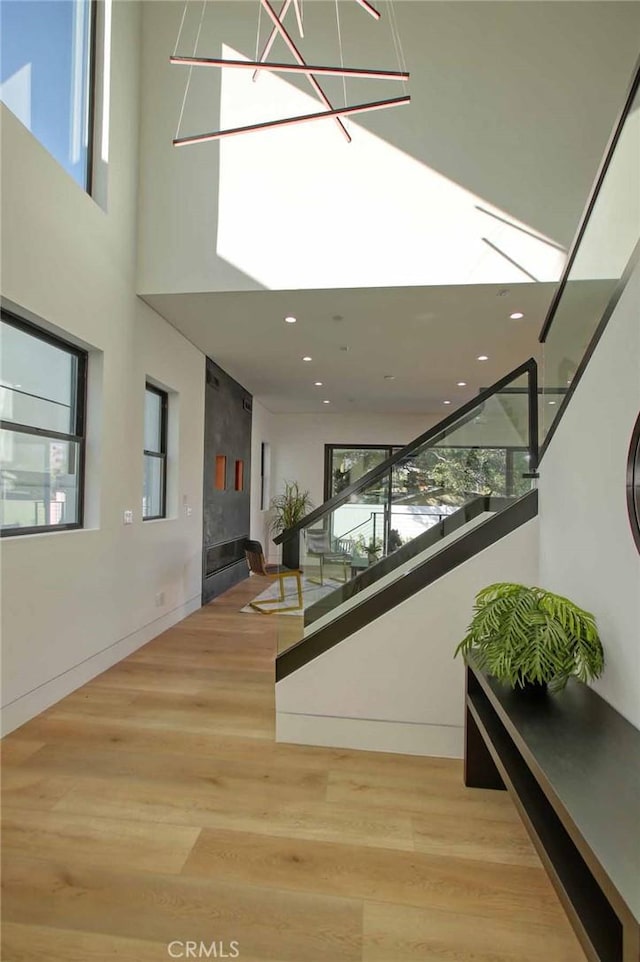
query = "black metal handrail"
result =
(274, 357, 538, 544)
(539, 58, 640, 344)
(276, 490, 538, 680)
(303, 494, 491, 628)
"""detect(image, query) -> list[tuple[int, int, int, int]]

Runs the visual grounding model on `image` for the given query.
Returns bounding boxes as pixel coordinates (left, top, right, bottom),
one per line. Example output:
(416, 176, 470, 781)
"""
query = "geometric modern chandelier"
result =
(172, 0, 410, 145)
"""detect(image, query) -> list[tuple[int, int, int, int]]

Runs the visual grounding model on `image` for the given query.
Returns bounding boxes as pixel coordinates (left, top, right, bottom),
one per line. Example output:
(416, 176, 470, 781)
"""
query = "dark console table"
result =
(465, 661, 640, 962)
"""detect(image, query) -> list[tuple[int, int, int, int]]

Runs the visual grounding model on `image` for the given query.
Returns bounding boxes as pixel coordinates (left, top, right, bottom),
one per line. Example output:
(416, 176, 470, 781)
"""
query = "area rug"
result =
(241, 577, 342, 615)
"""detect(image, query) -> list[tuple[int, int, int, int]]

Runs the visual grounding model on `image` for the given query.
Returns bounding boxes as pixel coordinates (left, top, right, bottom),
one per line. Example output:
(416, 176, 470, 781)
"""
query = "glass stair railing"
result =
(539, 64, 640, 453)
(272, 60, 639, 673)
(273, 358, 539, 658)
(303, 493, 513, 633)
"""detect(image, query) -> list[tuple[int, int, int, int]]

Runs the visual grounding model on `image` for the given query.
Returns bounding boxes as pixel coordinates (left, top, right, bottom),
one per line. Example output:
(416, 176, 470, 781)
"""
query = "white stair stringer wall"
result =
(276, 518, 539, 758)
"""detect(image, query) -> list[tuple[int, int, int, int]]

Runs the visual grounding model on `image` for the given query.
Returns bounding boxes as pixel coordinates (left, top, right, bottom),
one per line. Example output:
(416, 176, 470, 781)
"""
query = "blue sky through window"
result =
(0, 0, 92, 189)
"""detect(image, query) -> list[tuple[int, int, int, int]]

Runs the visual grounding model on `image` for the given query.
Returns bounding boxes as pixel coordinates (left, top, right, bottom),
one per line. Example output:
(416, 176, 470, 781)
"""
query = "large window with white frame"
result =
(143, 384, 168, 520)
(0, 311, 87, 536)
(0, 0, 96, 191)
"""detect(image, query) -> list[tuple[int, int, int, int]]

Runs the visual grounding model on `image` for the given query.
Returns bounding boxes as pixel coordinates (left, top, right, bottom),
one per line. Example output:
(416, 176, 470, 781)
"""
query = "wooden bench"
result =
(465, 660, 640, 962)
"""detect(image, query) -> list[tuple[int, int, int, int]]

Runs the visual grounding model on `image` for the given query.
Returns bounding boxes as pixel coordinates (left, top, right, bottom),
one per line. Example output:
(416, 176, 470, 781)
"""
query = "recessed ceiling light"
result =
(314, 381, 323, 387)
(384, 375, 395, 381)
(284, 315, 297, 323)
(457, 381, 467, 387)
(302, 356, 312, 362)
(510, 312, 524, 320)
(323, 399, 331, 404)
(443, 400, 452, 405)
(548, 400, 556, 405)
(477, 355, 489, 361)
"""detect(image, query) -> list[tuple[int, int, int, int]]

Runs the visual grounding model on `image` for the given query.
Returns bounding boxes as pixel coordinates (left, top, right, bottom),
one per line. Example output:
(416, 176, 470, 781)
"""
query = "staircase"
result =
(271, 60, 640, 757)
(273, 357, 539, 680)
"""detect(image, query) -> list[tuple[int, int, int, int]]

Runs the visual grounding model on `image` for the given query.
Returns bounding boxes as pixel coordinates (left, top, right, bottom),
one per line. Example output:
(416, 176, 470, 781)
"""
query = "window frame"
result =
(143, 382, 168, 521)
(324, 442, 531, 502)
(85, 0, 99, 196)
(324, 444, 398, 501)
(0, 0, 98, 194)
(0, 309, 88, 538)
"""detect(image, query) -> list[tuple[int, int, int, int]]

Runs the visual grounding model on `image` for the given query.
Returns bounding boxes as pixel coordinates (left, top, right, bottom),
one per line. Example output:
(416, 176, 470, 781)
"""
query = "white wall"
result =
(277, 517, 539, 757)
(137, 1, 640, 295)
(538, 260, 640, 730)
(0, 2, 206, 734)
(270, 411, 438, 505)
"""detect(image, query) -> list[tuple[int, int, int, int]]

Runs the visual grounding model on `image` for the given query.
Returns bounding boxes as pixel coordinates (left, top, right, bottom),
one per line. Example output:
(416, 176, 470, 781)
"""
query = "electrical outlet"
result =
(123, 510, 133, 525)
(155, 591, 165, 607)
(186, 505, 193, 517)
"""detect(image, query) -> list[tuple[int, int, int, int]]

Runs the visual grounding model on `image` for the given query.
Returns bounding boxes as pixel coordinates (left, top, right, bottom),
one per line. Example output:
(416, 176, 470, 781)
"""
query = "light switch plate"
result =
(123, 510, 134, 525)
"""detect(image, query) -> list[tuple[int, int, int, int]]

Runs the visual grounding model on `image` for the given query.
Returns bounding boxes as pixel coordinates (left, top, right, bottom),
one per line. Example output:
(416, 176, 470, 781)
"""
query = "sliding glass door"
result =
(325, 446, 395, 561)
(325, 442, 529, 557)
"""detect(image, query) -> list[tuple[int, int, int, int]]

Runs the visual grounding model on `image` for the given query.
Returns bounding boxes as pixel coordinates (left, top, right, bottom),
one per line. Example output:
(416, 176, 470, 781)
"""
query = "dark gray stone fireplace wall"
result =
(202, 359, 252, 604)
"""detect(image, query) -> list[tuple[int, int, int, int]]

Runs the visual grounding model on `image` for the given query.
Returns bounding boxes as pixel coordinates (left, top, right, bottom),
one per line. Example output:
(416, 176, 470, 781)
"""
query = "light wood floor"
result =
(1, 576, 586, 962)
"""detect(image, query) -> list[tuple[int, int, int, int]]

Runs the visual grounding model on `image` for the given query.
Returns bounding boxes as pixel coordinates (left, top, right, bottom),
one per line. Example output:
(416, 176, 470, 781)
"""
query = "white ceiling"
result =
(138, 2, 640, 416)
(143, 282, 556, 413)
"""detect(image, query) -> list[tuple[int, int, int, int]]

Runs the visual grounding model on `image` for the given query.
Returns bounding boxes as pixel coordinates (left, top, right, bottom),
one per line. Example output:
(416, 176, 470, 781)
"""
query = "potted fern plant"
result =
(365, 537, 383, 564)
(354, 534, 383, 564)
(270, 481, 313, 570)
(455, 583, 604, 693)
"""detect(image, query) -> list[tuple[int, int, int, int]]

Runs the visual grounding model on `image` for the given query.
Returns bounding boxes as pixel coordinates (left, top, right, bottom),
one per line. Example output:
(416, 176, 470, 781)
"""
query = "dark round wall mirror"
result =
(627, 411, 640, 554)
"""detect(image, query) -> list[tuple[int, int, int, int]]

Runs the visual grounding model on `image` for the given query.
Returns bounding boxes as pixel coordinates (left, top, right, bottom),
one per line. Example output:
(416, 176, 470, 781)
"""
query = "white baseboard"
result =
(1, 596, 202, 736)
(276, 711, 463, 758)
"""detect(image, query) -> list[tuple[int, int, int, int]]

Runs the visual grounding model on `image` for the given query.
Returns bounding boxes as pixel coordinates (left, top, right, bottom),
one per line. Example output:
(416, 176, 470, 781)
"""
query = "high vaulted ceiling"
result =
(138, 2, 640, 414)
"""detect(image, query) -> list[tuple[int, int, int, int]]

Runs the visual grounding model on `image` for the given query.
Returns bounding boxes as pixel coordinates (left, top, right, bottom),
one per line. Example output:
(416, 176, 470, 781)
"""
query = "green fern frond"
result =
(454, 582, 604, 691)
